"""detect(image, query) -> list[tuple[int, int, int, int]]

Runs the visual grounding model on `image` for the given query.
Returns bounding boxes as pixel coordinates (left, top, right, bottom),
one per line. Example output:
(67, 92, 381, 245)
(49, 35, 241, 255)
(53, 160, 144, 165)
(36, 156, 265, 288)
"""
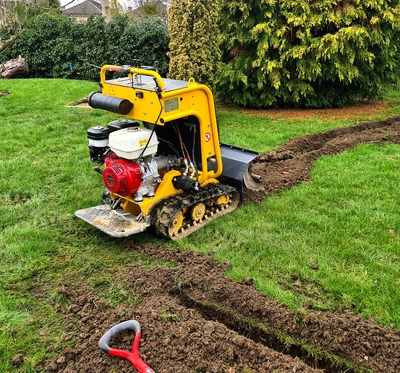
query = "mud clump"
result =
(245, 116, 400, 203)
(45, 244, 400, 373)
(66, 97, 89, 107)
(132, 244, 400, 373)
(11, 354, 24, 367)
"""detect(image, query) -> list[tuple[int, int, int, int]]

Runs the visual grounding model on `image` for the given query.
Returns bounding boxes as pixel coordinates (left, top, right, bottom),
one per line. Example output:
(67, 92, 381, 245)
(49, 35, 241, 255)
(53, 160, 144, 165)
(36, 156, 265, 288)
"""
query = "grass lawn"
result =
(0, 79, 399, 371)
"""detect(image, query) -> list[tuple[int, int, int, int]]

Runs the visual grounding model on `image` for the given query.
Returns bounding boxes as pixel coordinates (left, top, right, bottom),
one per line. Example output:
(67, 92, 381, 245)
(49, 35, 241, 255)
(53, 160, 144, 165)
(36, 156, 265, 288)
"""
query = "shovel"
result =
(99, 320, 154, 373)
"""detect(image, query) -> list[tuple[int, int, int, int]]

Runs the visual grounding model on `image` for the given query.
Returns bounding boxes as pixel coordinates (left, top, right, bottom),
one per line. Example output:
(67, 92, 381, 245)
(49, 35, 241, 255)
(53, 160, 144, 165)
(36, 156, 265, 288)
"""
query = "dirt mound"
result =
(66, 97, 89, 107)
(245, 116, 400, 203)
(45, 244, 400, 373)
(45, 265, 317, 372)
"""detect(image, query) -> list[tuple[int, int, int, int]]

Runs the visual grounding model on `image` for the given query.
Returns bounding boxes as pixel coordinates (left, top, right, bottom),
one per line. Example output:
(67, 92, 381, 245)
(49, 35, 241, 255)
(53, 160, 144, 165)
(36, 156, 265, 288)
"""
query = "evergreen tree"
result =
(109, 0, 123, 17)
(218, 0, 400, 108)
(168, 0, 222, 88)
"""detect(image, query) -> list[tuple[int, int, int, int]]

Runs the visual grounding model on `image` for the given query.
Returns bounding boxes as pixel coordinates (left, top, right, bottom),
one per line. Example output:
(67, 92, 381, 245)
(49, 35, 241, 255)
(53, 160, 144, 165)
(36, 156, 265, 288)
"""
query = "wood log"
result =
(0, 55, 28, 78)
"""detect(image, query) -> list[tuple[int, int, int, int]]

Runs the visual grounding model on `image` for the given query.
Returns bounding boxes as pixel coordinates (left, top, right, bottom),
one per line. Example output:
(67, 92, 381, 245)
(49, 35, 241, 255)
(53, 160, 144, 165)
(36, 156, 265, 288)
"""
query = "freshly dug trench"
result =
(244, 116, 400, 203)
(44, 282, 318, 372)
(44, 244, 399, 373)
(129, 244, 400, 373)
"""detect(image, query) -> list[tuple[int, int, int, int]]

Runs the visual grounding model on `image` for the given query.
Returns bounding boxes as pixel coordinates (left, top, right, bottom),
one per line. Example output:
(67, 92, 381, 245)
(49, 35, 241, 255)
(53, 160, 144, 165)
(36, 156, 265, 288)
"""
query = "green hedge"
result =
(218, 1, 400, 108)
(0, 14, 169, 80)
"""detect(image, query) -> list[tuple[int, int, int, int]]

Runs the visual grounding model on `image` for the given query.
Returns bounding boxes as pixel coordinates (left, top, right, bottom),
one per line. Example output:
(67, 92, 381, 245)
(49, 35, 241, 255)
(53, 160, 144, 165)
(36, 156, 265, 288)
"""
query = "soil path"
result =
(45, 244, 399, 373)
(45, 257, 318, 372)
(245, 116, 400, 203)
(235, 100, 389, 121)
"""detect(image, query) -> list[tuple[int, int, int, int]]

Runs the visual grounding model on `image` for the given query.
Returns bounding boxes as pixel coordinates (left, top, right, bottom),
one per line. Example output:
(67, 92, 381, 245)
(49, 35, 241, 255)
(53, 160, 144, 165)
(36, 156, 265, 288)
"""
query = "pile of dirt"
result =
(66, 97, 89, 107)
(44, 269, 316, 372)
(45, 244, 400, 373)
(245, 116, 400, 203)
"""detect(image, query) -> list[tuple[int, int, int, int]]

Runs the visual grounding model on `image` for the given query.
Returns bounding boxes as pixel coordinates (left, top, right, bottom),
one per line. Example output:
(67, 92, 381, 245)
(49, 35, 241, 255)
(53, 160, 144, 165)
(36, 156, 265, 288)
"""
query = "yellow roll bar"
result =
(100, 65, 165, 90)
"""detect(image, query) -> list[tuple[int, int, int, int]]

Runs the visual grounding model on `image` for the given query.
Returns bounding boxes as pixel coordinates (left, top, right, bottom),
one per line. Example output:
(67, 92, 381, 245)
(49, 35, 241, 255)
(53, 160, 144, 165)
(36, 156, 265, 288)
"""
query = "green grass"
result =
(0, 79, 399, 371)
(178, 144, 400, 322)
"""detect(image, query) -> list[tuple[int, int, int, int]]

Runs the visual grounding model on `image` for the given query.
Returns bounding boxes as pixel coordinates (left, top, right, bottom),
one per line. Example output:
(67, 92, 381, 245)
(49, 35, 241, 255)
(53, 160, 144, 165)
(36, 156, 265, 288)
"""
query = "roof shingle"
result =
(64, 0, 102, 16)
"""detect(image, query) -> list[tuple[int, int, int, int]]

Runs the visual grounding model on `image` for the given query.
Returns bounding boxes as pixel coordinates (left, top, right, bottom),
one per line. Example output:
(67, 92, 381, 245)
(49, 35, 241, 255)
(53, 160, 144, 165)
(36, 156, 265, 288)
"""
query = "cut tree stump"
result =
(0, 56, 28, 78)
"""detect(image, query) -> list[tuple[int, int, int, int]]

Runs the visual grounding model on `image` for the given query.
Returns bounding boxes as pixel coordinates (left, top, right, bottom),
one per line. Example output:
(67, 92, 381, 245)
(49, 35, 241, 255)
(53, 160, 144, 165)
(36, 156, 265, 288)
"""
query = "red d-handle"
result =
(99, 320, 154, 373)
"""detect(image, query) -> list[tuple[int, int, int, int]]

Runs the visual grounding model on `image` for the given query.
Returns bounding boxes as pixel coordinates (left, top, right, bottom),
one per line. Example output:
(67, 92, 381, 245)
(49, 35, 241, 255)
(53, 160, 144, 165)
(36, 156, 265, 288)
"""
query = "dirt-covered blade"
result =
(218, 143, 263, 198)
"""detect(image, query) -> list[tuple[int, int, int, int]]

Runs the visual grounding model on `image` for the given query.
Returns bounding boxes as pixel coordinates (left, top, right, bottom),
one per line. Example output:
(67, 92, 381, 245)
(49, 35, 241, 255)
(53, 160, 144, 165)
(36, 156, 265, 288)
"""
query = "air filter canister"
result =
(87, 126, 110, 163)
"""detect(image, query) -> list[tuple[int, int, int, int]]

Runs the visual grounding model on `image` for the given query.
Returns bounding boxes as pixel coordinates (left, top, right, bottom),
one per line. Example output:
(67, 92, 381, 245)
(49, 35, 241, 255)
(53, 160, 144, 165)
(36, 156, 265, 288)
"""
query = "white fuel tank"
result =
(109, 127, 159, 160)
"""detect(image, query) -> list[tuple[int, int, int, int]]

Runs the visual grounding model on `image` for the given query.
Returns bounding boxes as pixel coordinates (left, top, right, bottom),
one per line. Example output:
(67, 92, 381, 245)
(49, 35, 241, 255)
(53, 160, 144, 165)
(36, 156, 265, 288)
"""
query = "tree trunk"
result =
(0, 55, 28, 78)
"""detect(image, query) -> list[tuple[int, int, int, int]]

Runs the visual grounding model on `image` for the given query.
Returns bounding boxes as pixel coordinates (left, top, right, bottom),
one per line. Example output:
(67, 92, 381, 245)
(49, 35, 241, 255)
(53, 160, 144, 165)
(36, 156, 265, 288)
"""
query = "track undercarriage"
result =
(152, 183, 239, 240)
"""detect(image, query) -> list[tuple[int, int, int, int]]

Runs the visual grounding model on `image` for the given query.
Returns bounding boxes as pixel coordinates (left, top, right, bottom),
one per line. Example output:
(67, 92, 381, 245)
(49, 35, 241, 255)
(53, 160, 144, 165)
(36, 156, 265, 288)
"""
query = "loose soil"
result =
(229, 100, 389, 121)
(45, 244, 400, 373)
(245, 116, 400, 203)
(66, 97, 90, 107)
(43, 116, 400, 372)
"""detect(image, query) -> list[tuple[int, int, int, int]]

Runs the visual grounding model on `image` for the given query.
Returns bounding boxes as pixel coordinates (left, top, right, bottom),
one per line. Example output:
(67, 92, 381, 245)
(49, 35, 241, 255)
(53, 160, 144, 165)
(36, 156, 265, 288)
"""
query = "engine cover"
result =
(102, 156, 142, 197)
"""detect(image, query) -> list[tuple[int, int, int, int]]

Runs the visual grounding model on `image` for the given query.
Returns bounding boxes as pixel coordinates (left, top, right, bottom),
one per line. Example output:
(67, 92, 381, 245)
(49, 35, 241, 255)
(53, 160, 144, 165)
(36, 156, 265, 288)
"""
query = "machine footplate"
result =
(75, 205, 150, 237)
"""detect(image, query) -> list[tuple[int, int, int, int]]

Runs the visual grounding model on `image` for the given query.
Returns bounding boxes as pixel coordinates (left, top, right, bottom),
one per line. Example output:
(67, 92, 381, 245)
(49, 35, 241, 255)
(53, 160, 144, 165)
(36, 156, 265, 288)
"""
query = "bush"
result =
(0, 27, 12, 41)
(218, 1, 400, 108)
(168, 0, 222, 88)
(0, 14, 170, 80)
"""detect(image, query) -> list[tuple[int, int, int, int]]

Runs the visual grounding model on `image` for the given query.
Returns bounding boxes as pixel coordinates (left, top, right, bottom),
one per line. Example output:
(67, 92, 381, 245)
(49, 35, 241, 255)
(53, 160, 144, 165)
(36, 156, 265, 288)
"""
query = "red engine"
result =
(102, 155, 142, 197)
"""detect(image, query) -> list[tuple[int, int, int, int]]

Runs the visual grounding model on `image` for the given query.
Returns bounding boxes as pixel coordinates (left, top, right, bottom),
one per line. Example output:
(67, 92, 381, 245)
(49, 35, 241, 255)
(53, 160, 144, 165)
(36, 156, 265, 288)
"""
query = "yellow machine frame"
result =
(99, 65, 222, 216)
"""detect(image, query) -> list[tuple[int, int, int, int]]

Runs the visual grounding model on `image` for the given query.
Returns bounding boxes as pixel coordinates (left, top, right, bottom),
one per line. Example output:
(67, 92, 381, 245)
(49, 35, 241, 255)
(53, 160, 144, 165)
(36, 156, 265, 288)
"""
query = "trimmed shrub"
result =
(0, 14, 169, 80)
(218, 1, 400, 108)
(117, 15, 170, 75)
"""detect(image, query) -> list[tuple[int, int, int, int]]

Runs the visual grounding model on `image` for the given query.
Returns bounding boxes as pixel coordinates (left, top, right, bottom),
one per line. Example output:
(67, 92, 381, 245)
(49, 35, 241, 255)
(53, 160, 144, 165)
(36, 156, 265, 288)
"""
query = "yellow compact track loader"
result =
(75, 63, 259, 239)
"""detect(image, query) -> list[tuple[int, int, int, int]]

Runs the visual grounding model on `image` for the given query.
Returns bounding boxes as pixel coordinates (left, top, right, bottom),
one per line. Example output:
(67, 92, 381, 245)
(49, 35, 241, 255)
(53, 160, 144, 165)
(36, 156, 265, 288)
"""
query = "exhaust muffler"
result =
(88, 92, 133, 115)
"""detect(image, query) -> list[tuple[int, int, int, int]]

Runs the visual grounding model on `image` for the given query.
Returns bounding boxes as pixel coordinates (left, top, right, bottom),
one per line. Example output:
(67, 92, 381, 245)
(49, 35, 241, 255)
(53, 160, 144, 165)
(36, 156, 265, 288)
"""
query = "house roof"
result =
(64, 0, 102, 16)
(127, 2, 167, 18)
